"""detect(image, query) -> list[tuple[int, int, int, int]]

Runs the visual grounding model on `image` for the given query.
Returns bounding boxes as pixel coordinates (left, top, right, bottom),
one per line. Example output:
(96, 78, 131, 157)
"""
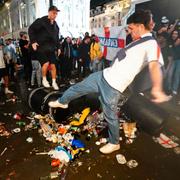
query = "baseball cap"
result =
(48, 5, 60, 12)
(161, 16, 169, 24)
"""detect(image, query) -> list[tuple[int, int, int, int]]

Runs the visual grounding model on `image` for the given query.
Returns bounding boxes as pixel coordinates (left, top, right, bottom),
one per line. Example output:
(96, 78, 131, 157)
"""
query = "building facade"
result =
(90, 0, 151, 32)
(0, 0, 90, 39)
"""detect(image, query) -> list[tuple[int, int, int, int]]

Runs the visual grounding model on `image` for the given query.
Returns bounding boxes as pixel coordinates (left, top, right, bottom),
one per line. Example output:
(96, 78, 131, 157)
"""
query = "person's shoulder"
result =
(145, 37, 158, 45)
(40, 16, 48, 21)
(54, 20, 59, 29)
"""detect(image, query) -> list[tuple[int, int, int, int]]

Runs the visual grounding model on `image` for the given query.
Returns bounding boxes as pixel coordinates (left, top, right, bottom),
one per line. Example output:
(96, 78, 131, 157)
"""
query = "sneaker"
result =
(42, 79, 50, 88)
(99, 143, 120, 154)
(52, 82, 59, 90)
(48, 100, 68, 109)
(172, 91, 177, 95)
(5, 89, 14, 94)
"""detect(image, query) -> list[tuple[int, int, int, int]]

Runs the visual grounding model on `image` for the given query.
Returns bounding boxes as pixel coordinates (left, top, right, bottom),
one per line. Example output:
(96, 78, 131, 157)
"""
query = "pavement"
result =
(0, 76, 180, 180)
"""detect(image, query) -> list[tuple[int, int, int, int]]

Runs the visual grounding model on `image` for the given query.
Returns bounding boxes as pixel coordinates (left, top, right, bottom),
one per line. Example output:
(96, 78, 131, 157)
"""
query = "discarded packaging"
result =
(126, 160, 138, 168)
(26, 137, 33, 143)
(16, 121, 26, 126)
(12, 128, 21, 133)
(50, 171, 59, 179)
(116, 154, 127, 164)
(174, 147, 180, 155)
(125, 138, 134, 144)
(13, 113, 22, 120)
(156, 133, 179, 148)
(123, 122, 137, 139)
(70, 107, 90, 126)
(0, 124, 11, 137)
(51, 159, 60, 167)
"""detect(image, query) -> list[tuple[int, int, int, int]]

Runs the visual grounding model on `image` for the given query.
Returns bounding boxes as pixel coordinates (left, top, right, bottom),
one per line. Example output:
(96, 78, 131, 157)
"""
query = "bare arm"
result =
(167, 19, 179, 34)
(148, 61, 171, 103)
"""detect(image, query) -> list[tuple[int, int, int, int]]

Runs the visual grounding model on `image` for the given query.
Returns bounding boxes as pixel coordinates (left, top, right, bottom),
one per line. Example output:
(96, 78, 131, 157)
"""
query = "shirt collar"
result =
(141, 32, 152, 38)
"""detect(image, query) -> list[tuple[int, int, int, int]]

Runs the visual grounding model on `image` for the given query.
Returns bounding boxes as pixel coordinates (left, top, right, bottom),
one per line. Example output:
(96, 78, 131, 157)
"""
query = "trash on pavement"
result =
(51, 159, 60, 167)
(155, 133, 179, 148)
(116, 154, 127, 164)
(70, 107, 90, 126)
(0, 147, 7, 156)
(126, 160, 138, 168)
(26, 137, 33, 143)
(12, 128, 21, 133)
(0, 123, 11, 137)
(174, 147, 180, 154)
(123, 122, 137, 139)
(13, 112, 22, 120)
(16, 121, 26, 126)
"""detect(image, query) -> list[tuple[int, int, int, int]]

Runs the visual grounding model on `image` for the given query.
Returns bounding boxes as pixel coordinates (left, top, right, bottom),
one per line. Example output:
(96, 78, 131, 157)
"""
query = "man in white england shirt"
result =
(48, 10, 171, 154)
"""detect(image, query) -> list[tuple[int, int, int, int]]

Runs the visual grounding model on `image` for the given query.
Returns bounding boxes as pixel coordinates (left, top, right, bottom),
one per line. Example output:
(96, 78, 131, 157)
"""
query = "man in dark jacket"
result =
(19, 32, 32, 85)
(61, 37, 73, 81)
(78, 36, 91, 78)
(28, 5, 61, 90)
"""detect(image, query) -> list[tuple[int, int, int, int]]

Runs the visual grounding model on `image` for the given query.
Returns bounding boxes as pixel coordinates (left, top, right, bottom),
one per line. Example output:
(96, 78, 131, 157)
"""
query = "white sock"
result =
(5, 87, 8, 92)
(52, 79, 56, 83)
(42, 77, 47, 81)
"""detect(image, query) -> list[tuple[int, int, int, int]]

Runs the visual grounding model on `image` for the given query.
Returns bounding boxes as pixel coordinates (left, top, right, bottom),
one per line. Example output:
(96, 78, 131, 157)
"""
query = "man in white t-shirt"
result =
(48, 10, 171, 154)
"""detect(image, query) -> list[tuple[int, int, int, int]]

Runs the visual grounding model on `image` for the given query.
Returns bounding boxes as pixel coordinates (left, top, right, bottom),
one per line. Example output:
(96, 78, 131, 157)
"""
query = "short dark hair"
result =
(127, 9, 152, 30)
(48, 5, 60, 12)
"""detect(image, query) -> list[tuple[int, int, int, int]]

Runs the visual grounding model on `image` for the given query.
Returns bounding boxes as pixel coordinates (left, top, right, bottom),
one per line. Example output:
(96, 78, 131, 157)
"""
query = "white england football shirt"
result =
(103, 33, 164, 92)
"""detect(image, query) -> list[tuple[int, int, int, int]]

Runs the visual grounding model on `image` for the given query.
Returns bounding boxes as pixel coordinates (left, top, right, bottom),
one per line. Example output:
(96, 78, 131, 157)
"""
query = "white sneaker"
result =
(42, 79, 50, 88)
(5, 89, 14, 94)
(48, 100, 68, 109)
(99, 143, 120, 154)
(52, 82, 59, 90)
(172, 91, 177, 95)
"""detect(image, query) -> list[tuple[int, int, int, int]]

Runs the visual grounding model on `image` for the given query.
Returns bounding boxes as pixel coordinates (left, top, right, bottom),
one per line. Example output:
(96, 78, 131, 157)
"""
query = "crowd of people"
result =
(0, 6, 104, 97)
(0, 5, 179, 154)
(0, 6, 180, 103)
(155, 16, 180, 95)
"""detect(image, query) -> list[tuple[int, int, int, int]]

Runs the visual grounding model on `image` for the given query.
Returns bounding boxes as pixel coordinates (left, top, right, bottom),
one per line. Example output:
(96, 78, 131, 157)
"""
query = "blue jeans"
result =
(91, 59, 103, 72)
(58, 71, 125, 144)
(172, 60, 180, 93)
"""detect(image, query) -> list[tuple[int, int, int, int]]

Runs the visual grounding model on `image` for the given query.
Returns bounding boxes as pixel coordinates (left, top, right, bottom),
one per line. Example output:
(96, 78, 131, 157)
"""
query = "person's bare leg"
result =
(42, 62, 50, 88)
(3, 76, 13, 94)
(51, 64, 59, 90)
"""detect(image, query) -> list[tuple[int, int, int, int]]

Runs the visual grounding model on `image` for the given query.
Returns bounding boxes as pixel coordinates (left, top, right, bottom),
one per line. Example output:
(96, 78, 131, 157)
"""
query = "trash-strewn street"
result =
(0, 0, 180, 179)
(0, 77, 180, 180)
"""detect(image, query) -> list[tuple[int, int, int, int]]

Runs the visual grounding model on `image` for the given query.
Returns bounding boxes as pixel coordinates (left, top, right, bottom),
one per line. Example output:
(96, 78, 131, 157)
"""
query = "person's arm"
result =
(149, 61, 171, 103)
(146, 40, 171, 103)
(28, 18, 41, 50)
(55, 25, 61, 56)
(167, 19, 179, 34)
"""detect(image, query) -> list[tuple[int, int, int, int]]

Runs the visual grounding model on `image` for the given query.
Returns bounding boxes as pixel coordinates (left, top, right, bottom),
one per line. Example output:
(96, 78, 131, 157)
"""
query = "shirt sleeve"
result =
(28, 18, 41, 44)
(146, 40, 161, 63)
